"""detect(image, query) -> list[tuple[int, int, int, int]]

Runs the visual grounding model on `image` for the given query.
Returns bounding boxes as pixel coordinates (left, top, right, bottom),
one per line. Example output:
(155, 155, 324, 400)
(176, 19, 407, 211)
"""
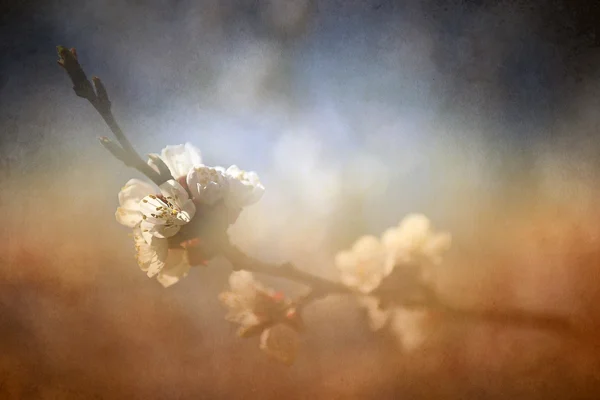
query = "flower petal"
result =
(335, 235, 390, 293)
(259, 325, 298, 366)
(353, 235, 382, 253)
(160, 143, 203, 179)
(115, 207, 142, 228)
(116, 179, 158, 227)
(159, 179, 190, 204)
(118, 179, 158, 210)
(382, 214, 451, 267)
(156, 249, 191, 287)
(358, 296, 391, 331)
(132, 226, 168, 277)
(139, 181, 195, 230)
(390, 308, 431, 351)
(141, 219, 181, 240)
(223, 165, 265, 208)
(186, 165, 229, 205)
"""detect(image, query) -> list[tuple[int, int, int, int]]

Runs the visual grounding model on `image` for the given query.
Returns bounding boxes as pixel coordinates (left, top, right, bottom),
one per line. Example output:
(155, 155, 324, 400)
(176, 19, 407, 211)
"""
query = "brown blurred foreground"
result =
(2, 161, 600, 400)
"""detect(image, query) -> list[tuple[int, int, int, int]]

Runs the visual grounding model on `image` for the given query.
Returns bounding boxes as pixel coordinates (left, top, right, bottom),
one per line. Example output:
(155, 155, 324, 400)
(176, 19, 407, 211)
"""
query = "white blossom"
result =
(382, 213, 451, 267)
(358, 296, 432, 352)
(115, 179, 158, 228)
(219, 271, 300, 364)
(389, 308, 432, 352)
(219, 270, 267, 334)
(259, 324, 298, 366)
(186, 165, 230, 205)
(221, 165, 265, 208)
(335, 235, 394, 294)
(358, 296, 392, 331)
(132, 225, 168, 278)
(158, 142, 203, 179)
(139, 180, 196, 240)
(156, 249, 191, 288)
(132, 226, 191, 287)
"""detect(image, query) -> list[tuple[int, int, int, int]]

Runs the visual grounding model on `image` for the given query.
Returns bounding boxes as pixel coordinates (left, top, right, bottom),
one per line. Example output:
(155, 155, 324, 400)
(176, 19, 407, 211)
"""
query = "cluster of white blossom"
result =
(113, 143, 450, 362)
(115, 143, 265, 287)
(335, 214, 451, 350)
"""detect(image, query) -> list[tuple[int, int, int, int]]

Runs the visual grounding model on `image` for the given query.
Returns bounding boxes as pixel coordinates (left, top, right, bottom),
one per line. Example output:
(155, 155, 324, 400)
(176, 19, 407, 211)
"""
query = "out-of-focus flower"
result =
(259, 324, 298, 366)
(219, 270, 287, 336)
(339, 213, 447, 352)
(390, 308, 432, 352)
(139, 180, 196, 240)
(115, 179, 159, 228)
(221, 165, 265, 208)
(219, 271, 301, 364)
(382, 213, 451, 267)
(156, 143, 203, 179)
(186, 165, 229, 205)
(335, 235, 394, 294)
(358, 296, 392, 331)
(358, 295, 433, 352)
(219, 270, 265, 335)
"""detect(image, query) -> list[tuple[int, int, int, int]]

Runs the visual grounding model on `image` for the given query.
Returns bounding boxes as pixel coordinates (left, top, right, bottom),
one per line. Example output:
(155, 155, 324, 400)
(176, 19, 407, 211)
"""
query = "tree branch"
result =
(219, 240, 575, 334)
(220, 241, 351, 301)
(56, 46, 171, 185)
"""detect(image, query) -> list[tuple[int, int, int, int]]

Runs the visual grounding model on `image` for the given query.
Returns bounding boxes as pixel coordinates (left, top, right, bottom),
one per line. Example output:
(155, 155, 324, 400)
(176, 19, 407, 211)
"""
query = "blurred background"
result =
(2, 0, 600, 398)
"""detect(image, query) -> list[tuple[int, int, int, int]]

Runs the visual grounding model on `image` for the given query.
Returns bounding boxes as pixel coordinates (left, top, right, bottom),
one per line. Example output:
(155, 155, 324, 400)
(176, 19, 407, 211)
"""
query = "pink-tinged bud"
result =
(284, 307, 304, 332)
(180, 237, 202, 248)
(271, 291, 285, 302)
(185, 243, 208, 267)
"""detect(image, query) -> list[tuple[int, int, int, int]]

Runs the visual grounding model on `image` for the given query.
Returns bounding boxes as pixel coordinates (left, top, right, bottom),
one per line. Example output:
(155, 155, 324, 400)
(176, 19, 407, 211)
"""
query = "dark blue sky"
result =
(1, 0, 599, 202)
(2, 0, 599, 126)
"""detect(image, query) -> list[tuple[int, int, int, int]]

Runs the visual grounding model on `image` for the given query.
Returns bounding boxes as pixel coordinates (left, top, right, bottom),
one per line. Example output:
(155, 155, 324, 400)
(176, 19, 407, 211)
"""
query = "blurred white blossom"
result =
(335, 235, 394, 294)
(390, 308, 432, 351)
(219, 270, 266, 335)
(338, 213, 450, 352)
(358, 296, 392, 330)
(219, 271, 300, 364)
(382, 213, 451, 268)
(259, 324, 298, 366)
(359, 296, 433, 352)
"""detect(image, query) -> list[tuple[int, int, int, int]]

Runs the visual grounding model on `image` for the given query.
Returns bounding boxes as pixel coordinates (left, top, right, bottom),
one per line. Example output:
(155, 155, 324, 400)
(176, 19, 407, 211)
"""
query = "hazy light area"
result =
(1, 0, 600, 398)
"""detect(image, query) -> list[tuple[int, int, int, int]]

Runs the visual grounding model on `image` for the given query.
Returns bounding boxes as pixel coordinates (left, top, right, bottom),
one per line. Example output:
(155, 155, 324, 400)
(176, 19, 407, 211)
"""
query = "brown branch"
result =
(219, 240, 575, 334)
(219, 241, 351, 301)
(435, 304, 574, 333)
(56, 46, 171, 185)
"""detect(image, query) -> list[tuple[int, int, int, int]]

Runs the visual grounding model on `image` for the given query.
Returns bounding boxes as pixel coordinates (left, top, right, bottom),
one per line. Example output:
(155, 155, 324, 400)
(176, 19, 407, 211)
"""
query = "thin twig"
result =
(220, 241, 351, 296)
(220, 240, 575, 334)
(56, 46, 170, 185)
